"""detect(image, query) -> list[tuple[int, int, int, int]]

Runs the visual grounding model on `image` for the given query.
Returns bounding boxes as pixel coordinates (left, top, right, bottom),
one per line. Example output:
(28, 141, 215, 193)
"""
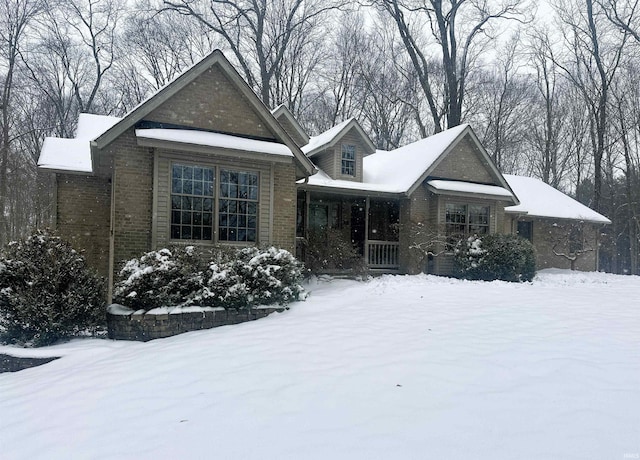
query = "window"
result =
(341, 144, 356, 176)
(171, 164, 215, 240)
(219, 169, 258, 242)
(517, 221, 533, 241)
(170, 164, 258, 243)
(445, 203, 489, 246)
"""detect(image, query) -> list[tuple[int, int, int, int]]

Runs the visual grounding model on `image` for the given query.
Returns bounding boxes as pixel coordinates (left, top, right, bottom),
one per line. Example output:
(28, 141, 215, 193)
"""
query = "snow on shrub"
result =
(113, 246, 206, 309)
(455, 233, 536, 282)
(233, 247, 303, 306)
(114, 246, 303, 310)
(0, 230, 106, 346)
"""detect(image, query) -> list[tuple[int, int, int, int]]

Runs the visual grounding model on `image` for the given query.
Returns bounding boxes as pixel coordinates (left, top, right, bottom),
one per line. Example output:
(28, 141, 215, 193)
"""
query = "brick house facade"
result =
(39, 50, 610, 300)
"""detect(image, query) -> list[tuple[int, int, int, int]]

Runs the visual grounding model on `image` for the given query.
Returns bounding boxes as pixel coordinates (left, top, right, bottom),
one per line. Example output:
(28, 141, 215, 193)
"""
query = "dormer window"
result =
(341, 144, 356, 176)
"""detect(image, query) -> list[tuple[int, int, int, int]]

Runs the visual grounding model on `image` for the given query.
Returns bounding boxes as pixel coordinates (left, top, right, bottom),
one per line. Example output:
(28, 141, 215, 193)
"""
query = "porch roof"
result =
(301, 169, 405, 196)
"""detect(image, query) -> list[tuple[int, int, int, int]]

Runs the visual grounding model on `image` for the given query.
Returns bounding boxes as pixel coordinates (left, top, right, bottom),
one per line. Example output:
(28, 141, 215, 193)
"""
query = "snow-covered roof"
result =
(427, 180, 514, 198)
(303, 124, 516, 201)
(38, 113, 121, 173)
(76, 113, 121, 139)
(135, 129, 293, 157)
(504, 175, 611, 224)
(363, 125, 469, 191)
(302, 118, 375, 158)
(305, 169, 406, 194)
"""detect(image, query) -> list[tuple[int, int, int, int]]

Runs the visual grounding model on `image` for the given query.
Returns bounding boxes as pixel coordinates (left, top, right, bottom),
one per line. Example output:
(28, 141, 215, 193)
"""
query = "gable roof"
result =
(271, 104, 310, 145)
(302, 124, 517, 203)
(39, 50, 315, 178)
(504, 175, 611, 224)
(302, 118, 376, 158)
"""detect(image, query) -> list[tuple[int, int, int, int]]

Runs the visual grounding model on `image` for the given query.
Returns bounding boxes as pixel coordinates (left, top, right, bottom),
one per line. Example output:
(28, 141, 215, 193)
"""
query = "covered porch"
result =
(296, 190, 401, 272)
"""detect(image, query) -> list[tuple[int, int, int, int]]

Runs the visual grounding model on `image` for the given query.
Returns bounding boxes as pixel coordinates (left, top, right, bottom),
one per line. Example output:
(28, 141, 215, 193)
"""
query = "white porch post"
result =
(364, 196, 370, 265)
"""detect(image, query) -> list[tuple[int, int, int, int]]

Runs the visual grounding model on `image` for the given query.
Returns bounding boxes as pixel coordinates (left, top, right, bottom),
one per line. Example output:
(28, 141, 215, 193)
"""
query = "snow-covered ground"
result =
(1, 270, 639, 459)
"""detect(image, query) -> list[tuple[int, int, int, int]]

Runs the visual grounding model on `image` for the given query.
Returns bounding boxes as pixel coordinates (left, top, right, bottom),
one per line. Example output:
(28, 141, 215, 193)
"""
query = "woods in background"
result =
(1, 0, 639, 274)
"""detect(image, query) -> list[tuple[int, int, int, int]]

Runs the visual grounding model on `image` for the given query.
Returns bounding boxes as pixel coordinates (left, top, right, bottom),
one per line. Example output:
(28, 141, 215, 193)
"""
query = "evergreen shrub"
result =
(113, 246, 303, 310)
(113, 245, 206, 310)
(455, 233, 536, 282)
(0, 230, 106, 346)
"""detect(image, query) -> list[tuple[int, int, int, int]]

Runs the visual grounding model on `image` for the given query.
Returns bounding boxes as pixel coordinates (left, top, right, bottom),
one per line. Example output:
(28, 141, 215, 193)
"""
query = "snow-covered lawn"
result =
(1, 270, 639, 459)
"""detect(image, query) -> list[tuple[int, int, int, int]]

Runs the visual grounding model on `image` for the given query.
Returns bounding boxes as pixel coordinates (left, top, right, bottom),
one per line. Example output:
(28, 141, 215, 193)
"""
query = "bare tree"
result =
(162, 0, 346, 107)
(523, 28, 572, 187)
(298, 12, 369, 134)
(0, 0, 44, 245)
(358, 24, 421, 150)
(373, 0, 530, 133)
(476, 34, 532, 173)
(552, 0, 630, 212)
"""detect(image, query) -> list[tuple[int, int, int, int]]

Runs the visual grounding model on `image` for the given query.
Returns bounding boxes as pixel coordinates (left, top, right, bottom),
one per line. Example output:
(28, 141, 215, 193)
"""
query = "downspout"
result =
(108, 163, 116, 304)
(269, 163, 275, 245)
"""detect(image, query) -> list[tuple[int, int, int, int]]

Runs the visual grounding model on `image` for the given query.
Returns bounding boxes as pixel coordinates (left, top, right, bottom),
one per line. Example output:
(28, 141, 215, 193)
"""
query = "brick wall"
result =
(110, 129, 154, 274)
(399, 185, 430, 274)
(146, 64, 277, 141)
(56, 174, 111, 278)
(431, 136, 495, 184)
(520, 217, 599, 271)
(272, 163, 297, 252)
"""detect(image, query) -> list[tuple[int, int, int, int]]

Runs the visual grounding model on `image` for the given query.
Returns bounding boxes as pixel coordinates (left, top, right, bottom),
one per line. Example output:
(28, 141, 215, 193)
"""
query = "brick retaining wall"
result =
(107, 304, 286, 341)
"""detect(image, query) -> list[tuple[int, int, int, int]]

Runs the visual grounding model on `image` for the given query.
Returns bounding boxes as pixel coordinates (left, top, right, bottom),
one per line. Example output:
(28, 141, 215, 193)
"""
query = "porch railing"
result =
(367, 241, 400, 269)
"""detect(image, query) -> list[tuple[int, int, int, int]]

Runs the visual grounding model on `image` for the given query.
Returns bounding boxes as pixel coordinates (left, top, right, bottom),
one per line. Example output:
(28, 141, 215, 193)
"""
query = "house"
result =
(38, 50, 315, 300)
(38, 50, 610, 301)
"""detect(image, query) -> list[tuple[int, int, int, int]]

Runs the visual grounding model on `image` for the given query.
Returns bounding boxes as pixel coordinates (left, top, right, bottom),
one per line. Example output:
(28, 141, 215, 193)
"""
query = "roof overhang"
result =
(426, 179, 517, 203)
(504, 208, 611, 225)
(136, 129, 295, 165)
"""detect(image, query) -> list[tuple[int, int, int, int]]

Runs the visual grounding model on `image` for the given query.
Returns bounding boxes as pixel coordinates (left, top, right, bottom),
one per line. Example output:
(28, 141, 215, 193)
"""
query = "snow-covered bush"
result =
(113, 246, 206, 309)
(233, 247, 303, 306)
(0, 230, 106, 346)
(455, 234, 536, 282)
(199, 260, 249, 309)
(114, 246, 303, 310)
(303, 229, 368, 275)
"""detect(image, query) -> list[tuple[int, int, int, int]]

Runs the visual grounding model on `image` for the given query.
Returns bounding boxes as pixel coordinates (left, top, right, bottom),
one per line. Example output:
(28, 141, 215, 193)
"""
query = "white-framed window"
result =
(341, 144, 356, 176)
(171, 164, 215, 240)
(170, 163, 258, 243)
(445, 203, 489, 246)
(218, 169, 259, 242)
